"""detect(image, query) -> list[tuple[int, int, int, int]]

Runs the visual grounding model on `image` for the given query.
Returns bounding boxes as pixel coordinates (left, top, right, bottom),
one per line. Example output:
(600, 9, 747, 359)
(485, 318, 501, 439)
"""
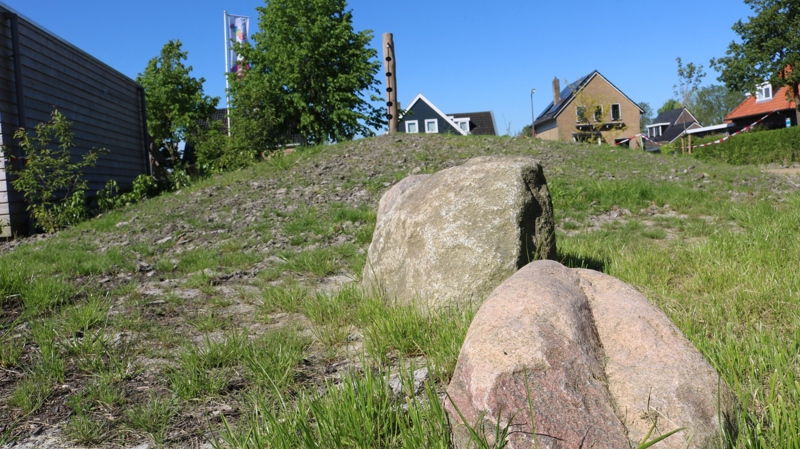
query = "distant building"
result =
(398, 94, 497, 136)
(725, 82, 797, 132)
(646, 107, 701, 144)
(533, 70, 642, 148)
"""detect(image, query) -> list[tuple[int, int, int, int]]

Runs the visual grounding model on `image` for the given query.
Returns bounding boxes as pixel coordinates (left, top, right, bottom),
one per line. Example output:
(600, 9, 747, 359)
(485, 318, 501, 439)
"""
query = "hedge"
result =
(692, 125, 800, 165)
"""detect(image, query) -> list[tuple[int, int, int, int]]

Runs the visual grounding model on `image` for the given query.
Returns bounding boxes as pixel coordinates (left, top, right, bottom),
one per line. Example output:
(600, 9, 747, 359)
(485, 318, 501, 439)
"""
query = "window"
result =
(453, 118, 470, 134)
(756, 83, 773, 101)
(576, 106, 587, 123)
(405, 120, 418, 133)
(611, 103, 621, 121)
(425, 119, 438, 133)
(593, 105, 603, 122)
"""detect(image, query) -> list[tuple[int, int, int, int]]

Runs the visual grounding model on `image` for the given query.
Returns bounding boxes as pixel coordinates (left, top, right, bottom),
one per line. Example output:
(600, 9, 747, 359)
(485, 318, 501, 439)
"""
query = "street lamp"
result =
(530, 88, 536, 137)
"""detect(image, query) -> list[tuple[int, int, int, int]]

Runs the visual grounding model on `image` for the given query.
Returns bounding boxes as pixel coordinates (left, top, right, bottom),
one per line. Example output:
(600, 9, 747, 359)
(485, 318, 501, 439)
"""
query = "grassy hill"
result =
(1, 134, 799, 448)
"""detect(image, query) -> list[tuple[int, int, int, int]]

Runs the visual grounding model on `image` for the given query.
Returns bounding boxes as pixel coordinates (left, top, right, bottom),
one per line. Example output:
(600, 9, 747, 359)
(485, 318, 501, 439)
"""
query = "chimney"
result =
(552, 77, 561, 106)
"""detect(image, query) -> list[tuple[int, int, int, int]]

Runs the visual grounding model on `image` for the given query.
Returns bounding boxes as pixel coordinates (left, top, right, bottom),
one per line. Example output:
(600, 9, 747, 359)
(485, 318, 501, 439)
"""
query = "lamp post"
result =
(530, 88, 536, 137)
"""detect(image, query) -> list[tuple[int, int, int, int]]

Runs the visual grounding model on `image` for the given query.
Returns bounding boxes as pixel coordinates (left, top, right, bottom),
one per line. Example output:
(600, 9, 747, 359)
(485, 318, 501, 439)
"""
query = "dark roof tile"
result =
(450, 111, 496, 135)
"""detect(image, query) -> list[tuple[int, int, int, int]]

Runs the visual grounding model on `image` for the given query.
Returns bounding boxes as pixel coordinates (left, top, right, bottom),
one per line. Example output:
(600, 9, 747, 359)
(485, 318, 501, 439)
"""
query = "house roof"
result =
(534, 70, 644, 124)
(450, 111, 497, 135)
(648, 107, 699, 127)
(402, 94, 468, 136)
(648, 108, 701, 143)
(725, 85, 796, 121)
(651, 108, 686, 127)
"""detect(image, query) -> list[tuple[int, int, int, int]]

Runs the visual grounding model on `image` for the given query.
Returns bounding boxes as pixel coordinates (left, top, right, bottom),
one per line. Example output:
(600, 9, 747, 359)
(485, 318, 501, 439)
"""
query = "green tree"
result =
(658, 99, 682, 114)
(137, 40, 218, 170)
(639, 102, 654, 132)
(229, 0, 386, 150)
(674, 57, 706, 106)
(711, 0, 800, 122)
(687, 84, 745, 126)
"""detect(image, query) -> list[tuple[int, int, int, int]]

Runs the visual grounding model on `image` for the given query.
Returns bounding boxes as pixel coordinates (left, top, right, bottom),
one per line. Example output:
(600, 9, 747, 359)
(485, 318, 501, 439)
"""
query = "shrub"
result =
(192, 124, 257, 173)
(693, 125, 800, 165)
(97, 174, 159, 212)
(2, 110, 106, 232)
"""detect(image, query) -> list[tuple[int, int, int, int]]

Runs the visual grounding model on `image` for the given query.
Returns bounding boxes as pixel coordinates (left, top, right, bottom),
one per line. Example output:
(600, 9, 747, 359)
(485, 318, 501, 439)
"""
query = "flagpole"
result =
(223, 10, 231, 136)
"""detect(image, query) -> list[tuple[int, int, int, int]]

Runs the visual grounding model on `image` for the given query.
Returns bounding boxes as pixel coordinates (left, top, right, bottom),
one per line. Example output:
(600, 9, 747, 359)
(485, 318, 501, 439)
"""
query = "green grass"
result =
(125, 394, 176, 446)
(217, 363, 453, 449)
(166, 331, 247, 399)
(244, 327, 309, 393)
(2, 134, 800, 447)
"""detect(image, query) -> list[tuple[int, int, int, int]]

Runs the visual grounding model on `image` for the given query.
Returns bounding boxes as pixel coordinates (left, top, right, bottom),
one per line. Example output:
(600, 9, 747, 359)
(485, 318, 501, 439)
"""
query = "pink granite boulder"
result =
(446, 260, 737, 449)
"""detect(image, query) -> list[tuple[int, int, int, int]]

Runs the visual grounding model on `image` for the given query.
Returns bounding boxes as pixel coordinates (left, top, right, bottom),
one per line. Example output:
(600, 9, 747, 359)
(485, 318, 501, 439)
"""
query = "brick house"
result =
(533, 71, 643, 148)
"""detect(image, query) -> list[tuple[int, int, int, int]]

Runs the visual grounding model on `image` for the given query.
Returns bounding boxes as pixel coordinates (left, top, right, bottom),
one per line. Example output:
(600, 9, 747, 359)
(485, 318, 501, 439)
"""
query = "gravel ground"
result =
(2, 134, 799, 448)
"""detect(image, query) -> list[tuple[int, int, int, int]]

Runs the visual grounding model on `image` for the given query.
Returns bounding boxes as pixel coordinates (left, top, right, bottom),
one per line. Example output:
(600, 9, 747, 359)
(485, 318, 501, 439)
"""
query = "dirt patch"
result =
(766, 168, 800, 176)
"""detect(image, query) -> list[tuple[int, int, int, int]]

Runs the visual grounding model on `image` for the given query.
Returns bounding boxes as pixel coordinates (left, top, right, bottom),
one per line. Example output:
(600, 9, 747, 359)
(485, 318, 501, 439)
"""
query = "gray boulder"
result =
(446, 260, 737, 449)
(362, 156, 556, 309)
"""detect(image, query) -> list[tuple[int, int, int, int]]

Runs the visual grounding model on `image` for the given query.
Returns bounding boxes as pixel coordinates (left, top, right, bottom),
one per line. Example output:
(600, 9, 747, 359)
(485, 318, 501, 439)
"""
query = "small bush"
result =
(2, 110, 106, 232)
(693, 125, 800, 165)
(97, 174, 159, 212)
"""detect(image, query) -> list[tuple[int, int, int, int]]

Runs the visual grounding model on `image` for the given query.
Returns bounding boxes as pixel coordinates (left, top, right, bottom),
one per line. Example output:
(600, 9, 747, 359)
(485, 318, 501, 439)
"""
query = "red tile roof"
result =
(725, 85, 796, 121)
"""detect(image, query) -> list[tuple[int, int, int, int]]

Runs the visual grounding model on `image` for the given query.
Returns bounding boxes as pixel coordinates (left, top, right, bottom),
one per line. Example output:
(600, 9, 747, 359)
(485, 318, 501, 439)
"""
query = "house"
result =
(398, 93, 497, 136)
(0, 3, 149, 237)
(533, 70, 643, 147)
(725, 82, 797, 132)
(646, 107, 702, 144)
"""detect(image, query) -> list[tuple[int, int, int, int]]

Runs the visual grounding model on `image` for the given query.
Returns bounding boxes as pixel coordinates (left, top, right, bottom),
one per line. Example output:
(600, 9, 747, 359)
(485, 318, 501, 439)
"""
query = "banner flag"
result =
(226, 14, 250, 73)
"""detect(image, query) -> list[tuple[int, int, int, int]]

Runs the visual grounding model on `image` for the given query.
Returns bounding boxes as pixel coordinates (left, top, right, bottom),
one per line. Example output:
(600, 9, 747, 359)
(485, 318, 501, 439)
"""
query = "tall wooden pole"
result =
(382, 33, 398, 133)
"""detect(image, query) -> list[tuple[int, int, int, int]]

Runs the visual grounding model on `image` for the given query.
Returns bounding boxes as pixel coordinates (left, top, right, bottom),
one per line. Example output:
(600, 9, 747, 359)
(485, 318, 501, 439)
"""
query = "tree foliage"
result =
(229, 0, 386, 150)
(137, 40, 218, 169)
(711, 0, 800, 119)
(639, 102, 654, 132)
(687, 84, 745, 126)
(674, 57, 706, 107)
(658, 99, 683, 114)
(570, 87, 627, 144)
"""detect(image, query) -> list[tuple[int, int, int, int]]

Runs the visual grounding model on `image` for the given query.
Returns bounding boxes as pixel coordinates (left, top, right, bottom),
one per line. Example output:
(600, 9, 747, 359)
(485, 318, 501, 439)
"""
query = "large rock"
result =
(446, 260, 737, 449)
(362, 156, 556, 309)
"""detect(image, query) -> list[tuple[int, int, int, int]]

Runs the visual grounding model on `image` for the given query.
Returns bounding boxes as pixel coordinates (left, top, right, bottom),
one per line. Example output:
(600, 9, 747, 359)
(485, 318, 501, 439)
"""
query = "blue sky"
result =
(5, 0, 754, 135)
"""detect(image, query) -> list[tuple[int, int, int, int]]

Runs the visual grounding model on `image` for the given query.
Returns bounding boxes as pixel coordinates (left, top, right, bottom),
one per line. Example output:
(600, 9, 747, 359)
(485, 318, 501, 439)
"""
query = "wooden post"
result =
(688, 133, 692, 154)
(382, 33, 398, 133)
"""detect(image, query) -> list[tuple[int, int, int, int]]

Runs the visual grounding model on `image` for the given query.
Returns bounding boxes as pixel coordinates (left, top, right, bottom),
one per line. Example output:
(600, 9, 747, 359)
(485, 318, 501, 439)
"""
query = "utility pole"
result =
(382, 33, 398, 133)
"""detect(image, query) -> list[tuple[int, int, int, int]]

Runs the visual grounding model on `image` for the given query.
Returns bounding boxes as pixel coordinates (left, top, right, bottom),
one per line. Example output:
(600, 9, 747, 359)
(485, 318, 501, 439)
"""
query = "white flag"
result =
(227, 14, 250, 73)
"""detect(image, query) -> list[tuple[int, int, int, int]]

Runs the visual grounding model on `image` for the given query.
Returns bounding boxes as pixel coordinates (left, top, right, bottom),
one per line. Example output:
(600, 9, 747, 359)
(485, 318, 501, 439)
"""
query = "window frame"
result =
(576, 106, 588, 123)
(611, 103, 621, 121)
(424, 118, 439, 133)
(755, 83, 773, 102)
(593, 105, 603, 122)
(405, 120, 419, 133)
(453, 118, 470, 134)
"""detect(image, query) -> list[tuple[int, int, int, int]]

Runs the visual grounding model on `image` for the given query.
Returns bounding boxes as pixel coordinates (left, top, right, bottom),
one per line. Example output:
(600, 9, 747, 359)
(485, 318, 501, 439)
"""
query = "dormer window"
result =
(756, 83, 773, 101)
(452, 118, 470, 134)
